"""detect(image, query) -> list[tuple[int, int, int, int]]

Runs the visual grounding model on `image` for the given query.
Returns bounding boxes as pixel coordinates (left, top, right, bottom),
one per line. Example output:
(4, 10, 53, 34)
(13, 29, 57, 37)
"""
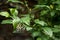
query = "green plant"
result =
(0, 0, 60, 40)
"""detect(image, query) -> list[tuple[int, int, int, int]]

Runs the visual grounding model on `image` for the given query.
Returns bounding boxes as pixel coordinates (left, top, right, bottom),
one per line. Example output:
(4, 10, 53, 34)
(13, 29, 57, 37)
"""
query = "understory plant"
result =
(0, 0, 60, 40)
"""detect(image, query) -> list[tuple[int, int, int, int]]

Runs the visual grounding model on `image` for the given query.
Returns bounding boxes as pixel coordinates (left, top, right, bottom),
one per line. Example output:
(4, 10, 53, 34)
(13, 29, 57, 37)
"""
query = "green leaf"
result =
(1, 20, 12, 24)
(10, 8, 18, 17)
(26, 27, 32, 31)
(37, 37, 41, 40)
(20, 15, 30, 25)
(43, 27, 53, 37)
(54, 38, 60, 40)
(8, 0, 24, 4)
(56, 5, 60, 10)
(8, 0, 19, 2)
(34, 5, 50, 9)
(34, 19, 47, 26)
(0, 12, 10, 17)
(54, 25, 60, 28)
(52, 28, 60, 32)
(41, 35, 49, 40)
(23, 24, 32, 31)
(31, 31, 40, 37)
(38, 0, 47, 4)
(40, 10, 48, 16)
(12, 17, 20, 29)
(50, 11, 55, 17)
(53, 0, 60, 4)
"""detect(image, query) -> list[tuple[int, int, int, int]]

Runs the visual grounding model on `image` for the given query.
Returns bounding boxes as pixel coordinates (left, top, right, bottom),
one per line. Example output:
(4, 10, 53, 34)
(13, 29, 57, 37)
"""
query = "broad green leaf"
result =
(53, 0, 60, 4)
(26, 27, 32, 31)
(34, 5, 46, 10)
(54, 38, 60, 40)
(50, 5, 54, 9)
(34, 5, 50, 10)
(0, 12, 10, 17)
(40, 10, 48, 16)
(38, 0, 47, 4)
(35, 5, 46, 8)
(10, 8, 18, 17)
(56, 5, 60, 10)
(50, 11, 55, 17)
(22, 22, 32, 31)
(31, 14, 34, 19)
(43, 27, 53, 37)
(8, 0, 19, 2)
(34, 19, 47, 26)
(1, 20, 12, 24)
(41, 35, 49, 40)
(31, 31, 40, 37)
(8, 0, 24, 4)
(37, 37, 41, 40)
(12, 17, 20, 29)
(20, 15, 30, 25)
(52, 28, 60, 32)
(54, 25, 60, 28)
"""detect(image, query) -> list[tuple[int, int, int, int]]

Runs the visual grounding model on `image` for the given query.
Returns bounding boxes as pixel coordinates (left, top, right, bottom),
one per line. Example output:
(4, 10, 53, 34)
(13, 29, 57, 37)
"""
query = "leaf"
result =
(41, 35, 49, 40)
(0, 12, 10, 17)
(52, 28, 60, 32)
(23, 24, 32, 31)
(31, 14, 34, 19)
(38, 0, 47, 4)
(1, 20, 12, 24)
(54, 25, 60, 28)
(34, 19, 47, 26)
(10, 8, 18, 17)
(31, 31, 40, 37)
(37, 37, 41, 40)
(12, 17, 20, 29)
(50, 5, 54, 9)
(8, 0, 24, 4)
(43, 27, 53, 37)
(50, 11, 55, 17)
(8, 0, 19, 2)
(40, 10, 48, 16)
(54, 38, 60, 40)
(56, 5, 60, 10)
(20, 15, 30, 25)
(26, 27, 32, 31)
(53, 0, 60, 4)
(34, 5, 50, 10)
(34, 5, 46, 10)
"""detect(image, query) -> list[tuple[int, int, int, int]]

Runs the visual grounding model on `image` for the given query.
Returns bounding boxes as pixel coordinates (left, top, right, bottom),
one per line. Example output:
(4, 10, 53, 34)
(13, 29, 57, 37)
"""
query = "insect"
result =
(14, 23, 26, 33)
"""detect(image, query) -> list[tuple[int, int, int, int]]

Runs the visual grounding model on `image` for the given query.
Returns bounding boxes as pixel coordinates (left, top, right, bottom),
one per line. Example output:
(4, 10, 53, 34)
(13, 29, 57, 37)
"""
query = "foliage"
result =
(0, 0, 60, 40)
